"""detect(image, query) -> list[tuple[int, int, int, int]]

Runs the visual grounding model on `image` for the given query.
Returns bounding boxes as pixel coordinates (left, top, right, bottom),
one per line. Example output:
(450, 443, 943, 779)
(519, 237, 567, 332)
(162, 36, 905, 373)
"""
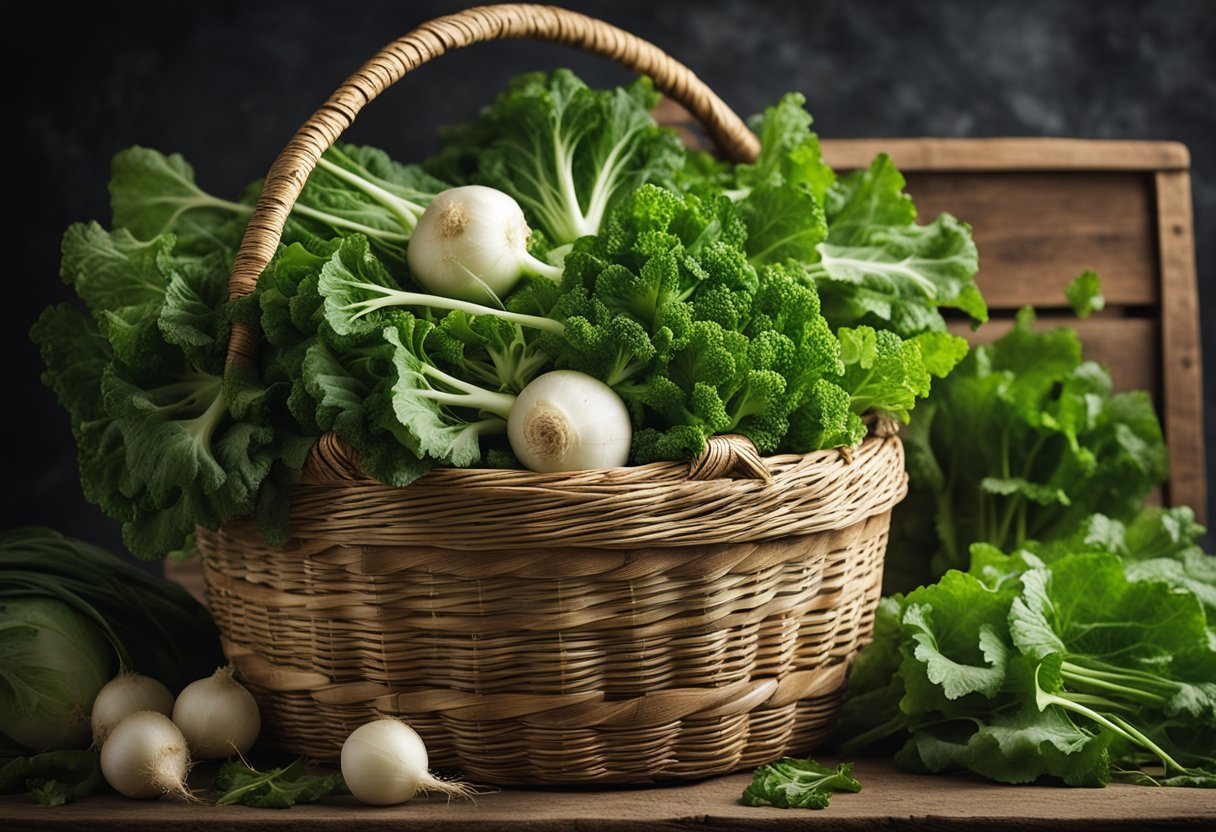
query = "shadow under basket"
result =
(197, 425, 906, 786)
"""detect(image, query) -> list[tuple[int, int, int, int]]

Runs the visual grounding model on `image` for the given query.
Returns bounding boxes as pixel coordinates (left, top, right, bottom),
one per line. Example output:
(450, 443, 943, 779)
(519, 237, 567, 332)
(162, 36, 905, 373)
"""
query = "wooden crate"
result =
(819, 137, 1206, 522)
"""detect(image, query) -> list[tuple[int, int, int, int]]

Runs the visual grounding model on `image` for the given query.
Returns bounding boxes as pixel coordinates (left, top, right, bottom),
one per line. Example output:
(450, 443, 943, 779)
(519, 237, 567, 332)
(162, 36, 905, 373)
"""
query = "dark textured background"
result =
(9, 0, 1214, 562)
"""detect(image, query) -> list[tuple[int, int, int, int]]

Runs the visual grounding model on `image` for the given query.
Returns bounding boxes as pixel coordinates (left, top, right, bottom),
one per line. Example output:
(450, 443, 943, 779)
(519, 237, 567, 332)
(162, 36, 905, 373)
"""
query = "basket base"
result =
(201, 507, 889, 785)
(241, 665, 851, 786)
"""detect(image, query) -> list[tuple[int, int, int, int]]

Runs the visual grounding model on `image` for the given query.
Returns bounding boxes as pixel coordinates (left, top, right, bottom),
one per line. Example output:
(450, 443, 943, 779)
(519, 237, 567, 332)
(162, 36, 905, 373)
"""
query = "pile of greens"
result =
(837, 274, 1214, 789)
(34, 70, 979, 558)
(839, 507, 1215, 787)
(0, 750, 103, 807)
(885, 295, 1169, 594)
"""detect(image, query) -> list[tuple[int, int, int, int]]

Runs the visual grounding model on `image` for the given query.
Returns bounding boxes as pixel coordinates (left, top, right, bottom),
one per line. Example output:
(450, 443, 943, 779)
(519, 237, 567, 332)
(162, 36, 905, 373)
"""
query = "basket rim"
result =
(215, 423, 907, 552)
(298, 417, 900, 487)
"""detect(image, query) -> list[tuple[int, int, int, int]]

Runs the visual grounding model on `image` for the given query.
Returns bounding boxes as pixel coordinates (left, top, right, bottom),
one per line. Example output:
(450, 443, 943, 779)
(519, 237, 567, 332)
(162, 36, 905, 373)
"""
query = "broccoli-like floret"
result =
(697, 239, 758, 295)
(725, 369, 789, 452)
(666, 320, 744, 393)
(748, 262, 822, 337)
(672, 191, 749, 253)
(634, 376, 729, 434)
(631, 424, 709, 465)
(784, 378, 866, 452)
(595, 254, 684, 330)
(625, 318, 794, 456)
(556, 312, 657, 386)
(505, 273, 564, 317)
(692, 284, 751, 330)
(617, 180, 682, 233)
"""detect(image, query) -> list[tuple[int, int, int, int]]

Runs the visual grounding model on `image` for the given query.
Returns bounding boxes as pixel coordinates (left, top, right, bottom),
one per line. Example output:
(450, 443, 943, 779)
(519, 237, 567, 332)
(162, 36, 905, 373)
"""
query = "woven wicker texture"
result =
(197, 3, 909, 784)
(200, 427, 905, 782)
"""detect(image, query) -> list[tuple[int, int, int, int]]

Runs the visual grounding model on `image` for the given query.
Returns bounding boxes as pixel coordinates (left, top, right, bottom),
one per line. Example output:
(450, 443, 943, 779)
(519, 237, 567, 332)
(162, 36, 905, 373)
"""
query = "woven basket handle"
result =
(225, 2, 760, 370)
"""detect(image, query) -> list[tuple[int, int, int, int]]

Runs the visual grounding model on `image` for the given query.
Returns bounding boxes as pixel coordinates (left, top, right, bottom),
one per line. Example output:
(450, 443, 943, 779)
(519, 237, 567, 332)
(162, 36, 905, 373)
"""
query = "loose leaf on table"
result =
(740, 758, 861, 809)
(0, 751, 104, 806)
(1158, 769, 1216, 788)
(214, 759, 349, 809)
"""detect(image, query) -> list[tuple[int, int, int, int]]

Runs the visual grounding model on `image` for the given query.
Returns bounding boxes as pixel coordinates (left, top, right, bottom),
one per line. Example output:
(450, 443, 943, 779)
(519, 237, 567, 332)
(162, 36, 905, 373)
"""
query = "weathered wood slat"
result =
(905, 172, 1158, 309)
(821, 137, 1190, 172)
(1155, 171, 1208, 521)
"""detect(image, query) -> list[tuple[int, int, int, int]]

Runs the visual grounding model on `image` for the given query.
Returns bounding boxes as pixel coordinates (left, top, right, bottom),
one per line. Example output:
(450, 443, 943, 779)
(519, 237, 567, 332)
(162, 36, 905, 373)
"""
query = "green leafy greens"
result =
(885, 304, 1168, 592)
(0, 751, 104, 807)
(0, 529, 224, 750)
(426, 70, 684, 245)
(740, 758, 861, 809)
(37, 71, 972, 557)
(838, 532, 1216, 788)
(1066, 270, 1105, 319)
(33, 221, 289, 558)
(692, 93, 985, 337)
(213, 758, 349, 808)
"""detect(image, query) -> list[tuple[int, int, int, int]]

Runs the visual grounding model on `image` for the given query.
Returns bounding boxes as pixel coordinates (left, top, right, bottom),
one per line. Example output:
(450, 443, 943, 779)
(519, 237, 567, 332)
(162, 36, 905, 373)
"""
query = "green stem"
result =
(1109, 714, 1188, 774)
(291, 203, 410, 242)
(1059, 669, 1170, 707)
(340, 281, 566, 334)
(418, 364, 515, 420)
(314, 157, 423, 230)
(1034, 665, 1186, 773)
(200, 194, 254, 215)
(522, 251, 564, 283)
(993, 494, 1022, 550)
(1063, 692, 1137, 713)
(1063, 658, 1181, 692)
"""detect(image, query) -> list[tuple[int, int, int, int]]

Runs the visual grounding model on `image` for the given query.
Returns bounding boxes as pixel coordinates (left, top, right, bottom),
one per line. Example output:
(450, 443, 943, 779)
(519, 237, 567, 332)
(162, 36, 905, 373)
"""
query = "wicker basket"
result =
(198, 3, 908, 785)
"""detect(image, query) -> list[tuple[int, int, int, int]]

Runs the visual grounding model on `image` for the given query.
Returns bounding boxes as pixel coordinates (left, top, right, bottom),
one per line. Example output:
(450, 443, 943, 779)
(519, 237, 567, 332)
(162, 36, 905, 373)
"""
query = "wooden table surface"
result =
(2, 757, 1212, 831)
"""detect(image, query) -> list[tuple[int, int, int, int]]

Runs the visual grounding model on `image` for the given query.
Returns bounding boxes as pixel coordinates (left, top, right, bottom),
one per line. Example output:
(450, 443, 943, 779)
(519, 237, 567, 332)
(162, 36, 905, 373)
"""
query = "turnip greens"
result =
(34, 70, 973, 558)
